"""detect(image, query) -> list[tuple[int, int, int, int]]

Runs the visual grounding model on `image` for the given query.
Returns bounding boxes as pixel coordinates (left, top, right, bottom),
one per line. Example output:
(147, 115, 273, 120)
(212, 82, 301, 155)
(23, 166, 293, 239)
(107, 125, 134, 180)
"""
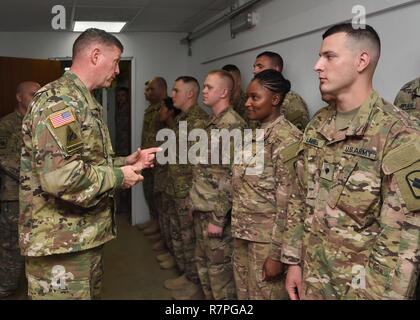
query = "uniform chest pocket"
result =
(80, 118, 106, 161)
(327, 159, 380, 227)
(243, 148, 276, 193)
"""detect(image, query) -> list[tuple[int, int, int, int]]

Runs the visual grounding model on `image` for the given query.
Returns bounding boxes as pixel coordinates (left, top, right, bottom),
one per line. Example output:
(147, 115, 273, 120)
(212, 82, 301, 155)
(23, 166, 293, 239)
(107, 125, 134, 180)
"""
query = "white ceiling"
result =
(0, 0, 237, 32)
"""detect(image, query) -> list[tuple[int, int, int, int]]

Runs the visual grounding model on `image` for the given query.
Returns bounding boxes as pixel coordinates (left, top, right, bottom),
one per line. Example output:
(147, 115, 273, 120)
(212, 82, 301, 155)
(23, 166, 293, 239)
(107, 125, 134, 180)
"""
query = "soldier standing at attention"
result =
(188, 70, 245, 300)
(394, 77, 420, 299)
(282, 23, 419, 300)
(232, 70, 302, 300)
(222, 64, 248, 122)
(20, 28, 159, 300)
(165, 76, 209, 300)
(394, 77, 420, 120)
(139, 77, 168, 239)
(155, 97, 181, 269)
(0, 81, 40, 298)
(253, 51, 310, 131)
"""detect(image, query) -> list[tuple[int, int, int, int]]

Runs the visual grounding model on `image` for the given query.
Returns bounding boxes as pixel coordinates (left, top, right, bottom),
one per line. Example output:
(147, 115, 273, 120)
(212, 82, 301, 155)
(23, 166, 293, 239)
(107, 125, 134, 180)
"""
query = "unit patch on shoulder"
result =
(406, 170, 420, 199)
(49, 109, 76, 128)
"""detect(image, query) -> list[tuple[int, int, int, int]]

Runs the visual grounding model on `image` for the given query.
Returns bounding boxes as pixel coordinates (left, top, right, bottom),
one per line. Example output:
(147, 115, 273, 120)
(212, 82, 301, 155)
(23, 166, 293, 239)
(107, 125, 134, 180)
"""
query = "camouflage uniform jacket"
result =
(394, 77, 420, 120)
(282, 91, 310, 131)
(141, 102, 161, 149)
(0, 111, 23, 201)
(189, 106, 246, 228)
(20, 71, 126, 257)
(166, 104, 209, 199)
(281, 91, 420, 299)
(232, 115, 302, 261)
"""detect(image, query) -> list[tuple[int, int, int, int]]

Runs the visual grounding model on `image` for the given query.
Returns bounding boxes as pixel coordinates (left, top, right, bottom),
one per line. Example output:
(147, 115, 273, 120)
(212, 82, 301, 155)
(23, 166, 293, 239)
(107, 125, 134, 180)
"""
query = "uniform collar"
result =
(208, 105, 233, 126)
(15, 110, 25, 120)
(177, 103, 199, 121)
(63, 71, 101, 111)
(260, 115, 283, 140)
(318, 90, 379, 142)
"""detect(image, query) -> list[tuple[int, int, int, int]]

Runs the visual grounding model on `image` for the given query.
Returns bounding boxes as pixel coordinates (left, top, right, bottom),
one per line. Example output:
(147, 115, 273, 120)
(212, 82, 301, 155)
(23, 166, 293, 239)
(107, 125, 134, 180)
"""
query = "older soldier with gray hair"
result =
(20, 28, 159, 300)
(282, 23, 419, 300)
(0, 81, 40, 298)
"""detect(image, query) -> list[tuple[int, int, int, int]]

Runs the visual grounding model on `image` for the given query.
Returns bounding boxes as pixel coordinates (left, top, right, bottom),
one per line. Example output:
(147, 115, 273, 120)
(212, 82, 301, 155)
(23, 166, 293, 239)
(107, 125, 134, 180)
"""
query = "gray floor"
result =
(5, 214, 178, 300)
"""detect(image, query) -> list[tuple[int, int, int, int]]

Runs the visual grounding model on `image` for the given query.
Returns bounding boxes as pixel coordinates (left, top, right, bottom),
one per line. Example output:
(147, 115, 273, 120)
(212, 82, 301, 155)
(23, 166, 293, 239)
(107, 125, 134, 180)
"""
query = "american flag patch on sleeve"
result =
(49, 110, 76, 128)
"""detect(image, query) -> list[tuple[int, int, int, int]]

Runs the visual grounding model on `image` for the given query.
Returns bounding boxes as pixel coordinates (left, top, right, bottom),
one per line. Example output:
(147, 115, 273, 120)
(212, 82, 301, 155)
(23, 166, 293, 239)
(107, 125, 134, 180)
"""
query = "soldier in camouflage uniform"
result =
(394, 85, 420, 300)
(115, 87, 131, 156)
(140, 77, 168, 236)
(19, 29, 158, 300)
(0, 81, 40, 298)
(165, 77, 209, 300)
(232, 70, 302, 300)
(189, 70, 246, 300)
(153, 97, 181, 267)
(222, 65, 247, 120)
(115, 87, 131, 216)
(394, 77, 420, 120)
(253, 51, 310, 131)
(281, 24, 419, 300)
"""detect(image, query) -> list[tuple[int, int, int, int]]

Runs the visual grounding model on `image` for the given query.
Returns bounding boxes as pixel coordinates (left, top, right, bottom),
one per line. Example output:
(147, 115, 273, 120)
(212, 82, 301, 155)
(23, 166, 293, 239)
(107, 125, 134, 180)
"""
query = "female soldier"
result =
(232, 69, 302, 299)
(154, 97, 181, 269)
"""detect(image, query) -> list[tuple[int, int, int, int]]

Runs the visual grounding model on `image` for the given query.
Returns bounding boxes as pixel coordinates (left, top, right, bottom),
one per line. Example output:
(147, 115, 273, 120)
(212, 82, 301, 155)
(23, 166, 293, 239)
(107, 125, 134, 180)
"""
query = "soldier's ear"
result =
(220, 88, 229, 99)
(16, 93, 22, 103)
(357, 51, 371, 73)
(91, 47, 100, 65)
(272, 93, 281, 106)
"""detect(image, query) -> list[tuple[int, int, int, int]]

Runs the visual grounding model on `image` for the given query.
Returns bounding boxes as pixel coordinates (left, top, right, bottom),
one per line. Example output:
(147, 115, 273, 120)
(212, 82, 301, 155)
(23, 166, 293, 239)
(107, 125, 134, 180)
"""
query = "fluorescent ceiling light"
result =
(73, 21, 127, 33)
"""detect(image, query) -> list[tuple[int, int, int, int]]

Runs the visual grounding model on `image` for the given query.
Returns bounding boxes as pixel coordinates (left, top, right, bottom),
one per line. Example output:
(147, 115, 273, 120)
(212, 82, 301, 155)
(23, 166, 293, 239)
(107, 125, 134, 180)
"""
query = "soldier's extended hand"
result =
(285, 265, 303, 300)
(121, 165, 144, 189)
(207, 223, 223, 238)
(262, 257, 284, 282)
(129, 147, 162, 171)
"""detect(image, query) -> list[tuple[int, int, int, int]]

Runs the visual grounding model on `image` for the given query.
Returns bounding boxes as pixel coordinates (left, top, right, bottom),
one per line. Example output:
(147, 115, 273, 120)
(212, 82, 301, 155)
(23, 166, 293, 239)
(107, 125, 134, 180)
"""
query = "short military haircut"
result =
(152, 77, 168, 91)
(257, 51, 284, 71)
(207, 70, 234, 93)
(253, 69, 291, 106)
(222, 64, 241, 76)
(323, 23, 381, 64)
(72, 28, 124, 58)
(176, 76, 200, 94)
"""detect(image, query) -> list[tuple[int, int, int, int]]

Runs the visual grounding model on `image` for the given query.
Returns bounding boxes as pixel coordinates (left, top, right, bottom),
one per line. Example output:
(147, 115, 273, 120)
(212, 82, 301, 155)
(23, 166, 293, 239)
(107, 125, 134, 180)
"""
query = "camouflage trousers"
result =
(233, 238, 288, 300)
(173, 197, 199, 283)
(143, 169, 158, 219)
(26, 245, 104, 300)
(156, 192, 173, 254)
(168, 195, 185, 273)
(194, 212, 236, 300)
(0, 201, 24, 294)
